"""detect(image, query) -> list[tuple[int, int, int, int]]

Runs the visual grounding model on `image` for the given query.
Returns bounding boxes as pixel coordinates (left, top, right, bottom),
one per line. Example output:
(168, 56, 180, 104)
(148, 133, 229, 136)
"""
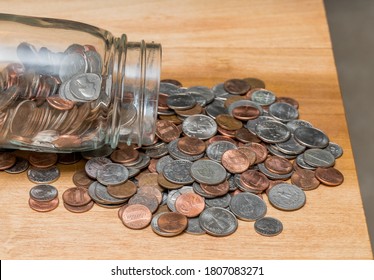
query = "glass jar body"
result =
(0, 13, 161, 152)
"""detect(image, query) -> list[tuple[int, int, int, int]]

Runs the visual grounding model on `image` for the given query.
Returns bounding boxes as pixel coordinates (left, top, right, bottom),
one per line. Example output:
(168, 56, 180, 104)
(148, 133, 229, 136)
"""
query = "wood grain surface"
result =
(0, 0, 372, 259)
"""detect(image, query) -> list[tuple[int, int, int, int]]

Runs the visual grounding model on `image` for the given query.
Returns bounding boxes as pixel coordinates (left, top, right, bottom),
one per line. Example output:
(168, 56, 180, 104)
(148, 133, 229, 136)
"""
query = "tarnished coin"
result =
(240, 169, 269, 192)
(255, 120, 291, 143)
(269, 102, 299, 122)
(216, 114, 243, 131)
(199, 207, 238, 237)
(294, 126, 329, 148)
(177, 136, 206, 155)
(190, 159, 227, 185)
(63, 201, 94, 213)
(161, 79, 183, 87)
(62, 187, 92, 207)
(157, 173, 184, 190)
(166, 93, 196, 110)
(267, 144, 297, 160)
(156, 155, 174, 173)
(163, 160, 194, 185)
(27, 166, 60, 184)
(93, 181, 128, 205)
(0, 152, 17, 170)
(96, 163, 129, 185)
(324, 142, 343, 159)
(228, 100, 263, 117)
(155, 120, 180, 143)
(303, 148, 335, 168)
(72, 170, 94, 188)
(58, 152, 82, 165)
(254, 217, 283, 237)
(29, 152, 58, 168)
(182, 114, 217, 140)
(138, 172, 162, 190)
(241, 143, 268, 164)
(157, 212, 188, 233)
(251, 89, 276, 106)
(138, 185, 163, 204)
(291, 169, 320, 191)
(206, 140, 237, 162)
(175, 192, 205, 217)
(268, 183, 306, 211)
(107, 180, 137, 199)
(4, 157, 29, 174)
(212, 83, 231, 100)
(85, 157, 112, 179)
(121, 204, 152, 230)
(232, 105, 261, 120)
(315, 167, 344, 186)
(29, 197, 59, 212)
(29, 184, 58, 202)
(243, 77, 266, 89)
(223, 78, 251, 95)
(229, 192, 267, 221)
(221, 149, 250, 174)
(185, 217, 206, 235)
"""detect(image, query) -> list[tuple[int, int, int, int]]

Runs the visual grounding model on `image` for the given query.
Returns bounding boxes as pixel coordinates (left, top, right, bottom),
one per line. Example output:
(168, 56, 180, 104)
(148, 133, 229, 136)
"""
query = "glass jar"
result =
(0, 13, 161, 152)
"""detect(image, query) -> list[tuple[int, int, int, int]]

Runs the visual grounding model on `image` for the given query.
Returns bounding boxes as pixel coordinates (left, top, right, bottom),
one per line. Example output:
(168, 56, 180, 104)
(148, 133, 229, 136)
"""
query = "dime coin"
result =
(229, 192, 267, 221)
(254, 217, 283, 237)
(29, 184, 58, 202)
(251, 89, 276, 106)
(190, 159, 227, 185)
(268, 183, 306, 211)
(199, 207, 238, 237)
(121, 204, 152, 230)
(315, 167, 344, 186)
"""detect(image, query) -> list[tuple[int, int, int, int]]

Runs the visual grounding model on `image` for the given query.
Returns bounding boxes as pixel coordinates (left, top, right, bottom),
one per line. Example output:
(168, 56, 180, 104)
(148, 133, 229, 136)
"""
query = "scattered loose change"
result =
(0, 77, 345, 237)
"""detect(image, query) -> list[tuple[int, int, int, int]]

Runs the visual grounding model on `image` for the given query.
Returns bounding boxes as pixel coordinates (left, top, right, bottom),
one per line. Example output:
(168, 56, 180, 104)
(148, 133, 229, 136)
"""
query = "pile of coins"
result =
(28, 184, 59, 212)
(0, 77, 344, 238)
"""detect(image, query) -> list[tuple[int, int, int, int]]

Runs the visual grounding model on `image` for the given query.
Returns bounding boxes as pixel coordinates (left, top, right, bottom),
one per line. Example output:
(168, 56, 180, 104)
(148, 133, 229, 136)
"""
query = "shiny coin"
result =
(175, 192, 205, 217)
(221, 149, 250, 174)
(255, 120, 291, 143)
(251, 89, 276, 106)
(29, 184, 58, 202)
(212, 83, 231, 100)
(84, 157, 112, 179)
(121, 204, 152, 230)
(254, 217, 283, 237)
(268, 102, 299, 122)
(107, 180, 137, 199)
(96, 163, 129, 185)
(4, 157, 29, 174)
(190, 159, 227, 185)
(27, 166, 60, 184)
(294, 126, 329, 148)
(157, 212, 188, 233)
(163, 159, 194, 185)
(303, 148, 335, 168)
(315, 167, 344, 186)
(29, 197, 59, 212)
(166, 93, 196, 110)
(0, 152, 17, 170)
(62, 187, 92, 207)
(182, 114, 217, 140)
(199, 207, 238, 237)
(291, 169, 320, 191)
(232, 105, 261, 120)
(268, 183, 306, 211)
(67, 73, 101, 101)
(186, 86, 215, 104)
(295, 153, 316, 170)
(223, 78, 251, 95)
(275, 136, 306, 155)
(230, 192, 267, 221)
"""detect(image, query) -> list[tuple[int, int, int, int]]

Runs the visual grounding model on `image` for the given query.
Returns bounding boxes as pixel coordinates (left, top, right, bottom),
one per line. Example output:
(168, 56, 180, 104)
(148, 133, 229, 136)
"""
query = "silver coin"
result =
(167, 139, 205, 161)
(303, 148, 335, 168)
(255, 120, 291, 143)
(128, 193, 159, 213)
(67, 73, 101, 101)
(81, 145, 113, 159)
(246, 115, 274, 135)
(163, 160, 194, 185)
(275, 136, 306, 155)
(228, 175, 237, 191)
(151, 212, 181, 237)
(230, 192, 267, 221)
(295, 154, 316, 170)
(5, 157, 29, 174)
(186, 86, 215, 104)
(268, 102, 299, 122)
(267, 144, 296, 159)
(258, 163, 293, 180)
(159, 82, 185, 95)
(268, 183, 306, 211)
(85, 50, 102, 75)
(228, 100, 263, 116)
(286, 119, 313, 132)
(324, 142, 343, 159)
(205, 193, 231, 208)
(254, 217, 283, 237)
(190, 159, 227, 185)
(59, 52, 87, 82)
(294, 126, 329, 148)
(251, 89, 276, 106)
(127, 167, 141, 178)
(27, 166, 60, 184)
(96, 163, 129, 185)
(199, 207, 238, 237)
(128, 153, 151, 170)
(94, 181, 128, 205)
(182, 114, 217, 140)
(166, 93, 196, 110)
(85, 157, 112, 179)
(156, 155, 174, 173)
(144, 143, 169, 159)
(29, 184, 58, 202)
(167, 186, 194, 212)
(16, 42, 38, 68)
(185, 217, 206, 235)
(211, 83, 231, 100)
(192, 182, 216, 199)
(205, 99, 229, 119)
(206, 141, 237, 162)
(187, 91, 208, 107)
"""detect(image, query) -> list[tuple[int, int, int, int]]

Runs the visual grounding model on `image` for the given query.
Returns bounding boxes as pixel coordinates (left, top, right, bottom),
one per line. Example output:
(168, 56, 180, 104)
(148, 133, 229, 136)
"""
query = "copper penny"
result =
(237, 147, 257, 166)
(217, 126, 237, 137)
(138, 186, 163, 204)
(46, 95, 75, 110)
(205, 135, 237, 146)
(28, 152, 58, 169)
(216, 114, 243, 131)
(63, 201, 94, 213)
(110, 148, 139, 164)
(291, 169, 320, 191)
(223, 78, 251, 95)
(155, 120, 180, 143)
(157, 212, 188, 233)
(277, 96, 299, 109)
(265, 156, 293, 175)
(243, 143, 268, 164)
(128, 193, 159, 213)
(177, 136, 206, 155)
(58, 152, 82, 165)
(159, 114, 183, 125)
(72, 170, 95, 188)
(200, 180, 230, 196)
(118, 204, 130, 220)
(240, 170, 270, 192)
(174, 104, 203, 116)
(235, 127, 261, 143)
(107, 180, 137, 199)
(221, 149, 250, 174)
(121, 204, 152, 230)
(148, 159, 158, 173)
(232, 105, 261, 120)
(29, 197, 59, 212)
(224, 95, 246, 108)
(138, 172, 163, 191)
(157, 173, 184, 190)
(62, 187, 92, 207)
(158, 93, 170, 110)
(315, 167, 344, 186)
(175, 192, 205, 218)
(53, 135, 82, 148)
(0, 152, 16, 170)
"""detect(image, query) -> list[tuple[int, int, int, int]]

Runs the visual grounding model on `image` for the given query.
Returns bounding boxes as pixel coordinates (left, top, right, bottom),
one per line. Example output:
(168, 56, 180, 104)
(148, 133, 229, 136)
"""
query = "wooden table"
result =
(0, 0, 372, 259)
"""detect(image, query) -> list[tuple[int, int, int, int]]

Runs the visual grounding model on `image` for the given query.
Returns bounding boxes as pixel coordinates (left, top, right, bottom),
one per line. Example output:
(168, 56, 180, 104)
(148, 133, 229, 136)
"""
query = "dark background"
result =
(325, 0, 374, 250)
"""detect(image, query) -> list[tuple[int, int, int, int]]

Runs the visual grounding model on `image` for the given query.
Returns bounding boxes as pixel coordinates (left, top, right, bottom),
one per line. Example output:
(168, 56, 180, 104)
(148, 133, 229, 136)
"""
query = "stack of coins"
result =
(0, 76, 345, 238)
(28, 184, 59, 212)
